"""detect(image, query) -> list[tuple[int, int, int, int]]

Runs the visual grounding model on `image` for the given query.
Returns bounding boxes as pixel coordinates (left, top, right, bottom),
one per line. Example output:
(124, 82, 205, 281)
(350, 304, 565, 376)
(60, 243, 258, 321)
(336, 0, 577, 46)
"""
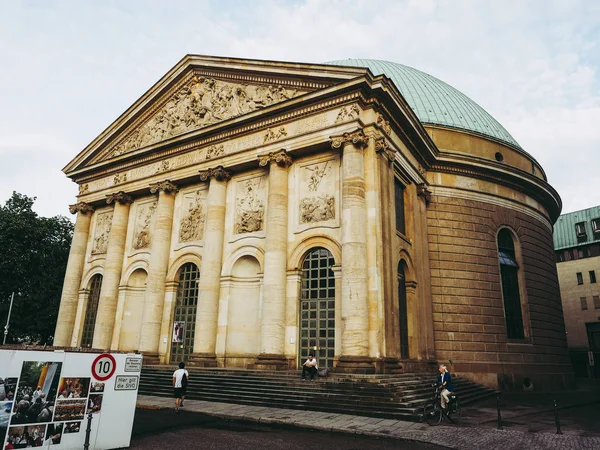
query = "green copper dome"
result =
(325, 59, 521, 149)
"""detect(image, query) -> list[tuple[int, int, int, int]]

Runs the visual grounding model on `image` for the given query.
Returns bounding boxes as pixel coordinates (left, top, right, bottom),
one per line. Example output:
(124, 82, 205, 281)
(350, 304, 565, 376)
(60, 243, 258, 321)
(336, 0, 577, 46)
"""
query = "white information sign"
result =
(0, 349, 143, 450)
(124, 357, 142, 372)
(114, 375, 139, 391)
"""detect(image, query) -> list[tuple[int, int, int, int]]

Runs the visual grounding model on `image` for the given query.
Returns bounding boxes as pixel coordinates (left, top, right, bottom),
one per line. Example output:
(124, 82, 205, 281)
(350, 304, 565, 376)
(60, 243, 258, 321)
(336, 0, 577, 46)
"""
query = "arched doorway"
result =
(398, 261, 409, 359)
(119, 269, 147, 351)
(299, 247, 335, 368)
(81, 274, 102, 348)
(170, 263, 200, 363)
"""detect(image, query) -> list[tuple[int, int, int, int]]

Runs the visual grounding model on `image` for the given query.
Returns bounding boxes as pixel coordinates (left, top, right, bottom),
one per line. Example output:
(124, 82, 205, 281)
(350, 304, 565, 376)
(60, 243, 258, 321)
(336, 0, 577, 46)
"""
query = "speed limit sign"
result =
(92, 353, 117, 381)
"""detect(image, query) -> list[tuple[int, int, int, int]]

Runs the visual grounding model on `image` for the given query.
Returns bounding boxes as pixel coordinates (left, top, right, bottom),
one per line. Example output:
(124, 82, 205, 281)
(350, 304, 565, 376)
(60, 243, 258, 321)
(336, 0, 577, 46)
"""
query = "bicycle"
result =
(422, 383, 461, 425)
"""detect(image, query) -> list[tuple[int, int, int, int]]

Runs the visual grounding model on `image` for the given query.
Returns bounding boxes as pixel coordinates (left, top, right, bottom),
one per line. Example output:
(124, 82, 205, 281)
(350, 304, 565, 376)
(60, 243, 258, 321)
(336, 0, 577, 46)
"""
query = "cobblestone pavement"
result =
(137, 395, 600, 450)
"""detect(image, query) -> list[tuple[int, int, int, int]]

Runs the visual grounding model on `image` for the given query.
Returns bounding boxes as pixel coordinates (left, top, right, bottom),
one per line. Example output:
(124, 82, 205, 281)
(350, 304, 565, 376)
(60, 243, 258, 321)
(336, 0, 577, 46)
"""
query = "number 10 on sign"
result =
(92, 353, 117, 381)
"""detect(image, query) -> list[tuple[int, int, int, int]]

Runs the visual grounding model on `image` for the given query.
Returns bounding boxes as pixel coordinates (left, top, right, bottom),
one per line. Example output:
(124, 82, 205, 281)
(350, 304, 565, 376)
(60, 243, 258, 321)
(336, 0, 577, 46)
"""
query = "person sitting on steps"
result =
(301, 354, 318, 381)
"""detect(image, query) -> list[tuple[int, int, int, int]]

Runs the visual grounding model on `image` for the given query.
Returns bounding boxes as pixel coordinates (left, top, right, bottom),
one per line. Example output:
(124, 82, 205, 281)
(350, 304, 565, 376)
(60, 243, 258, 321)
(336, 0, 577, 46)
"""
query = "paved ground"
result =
(136, 391, 600, 450)
(129, 408, 441, 449)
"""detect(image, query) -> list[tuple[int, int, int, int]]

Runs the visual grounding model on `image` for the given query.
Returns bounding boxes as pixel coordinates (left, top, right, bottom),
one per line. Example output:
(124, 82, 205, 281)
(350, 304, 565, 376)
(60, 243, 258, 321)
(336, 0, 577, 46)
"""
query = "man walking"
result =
(172, 362, 189, 413)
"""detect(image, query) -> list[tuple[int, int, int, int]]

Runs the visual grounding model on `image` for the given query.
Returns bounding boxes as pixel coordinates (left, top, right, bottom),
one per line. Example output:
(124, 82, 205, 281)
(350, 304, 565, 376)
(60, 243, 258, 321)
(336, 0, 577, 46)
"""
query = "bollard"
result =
(83, 412, 93, 449)
(554, 399, 563, 435)
(496, 394, 503, 430)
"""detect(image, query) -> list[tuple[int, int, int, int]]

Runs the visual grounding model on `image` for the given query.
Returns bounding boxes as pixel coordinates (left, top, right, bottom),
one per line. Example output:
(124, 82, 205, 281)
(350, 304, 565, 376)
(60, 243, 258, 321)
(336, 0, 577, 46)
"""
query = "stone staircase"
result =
(139, 366, 497, 421)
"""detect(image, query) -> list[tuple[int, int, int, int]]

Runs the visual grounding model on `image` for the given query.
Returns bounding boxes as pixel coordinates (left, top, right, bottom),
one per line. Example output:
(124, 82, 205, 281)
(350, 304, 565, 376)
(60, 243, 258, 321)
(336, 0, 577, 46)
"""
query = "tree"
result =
(0, 192, 73, 344)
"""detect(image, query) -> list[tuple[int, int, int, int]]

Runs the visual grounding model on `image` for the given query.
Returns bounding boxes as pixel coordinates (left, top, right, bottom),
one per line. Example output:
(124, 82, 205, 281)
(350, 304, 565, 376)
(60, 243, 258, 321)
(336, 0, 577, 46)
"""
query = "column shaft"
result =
(139, 183, 177, 359)
(93, 195, 132, 349)
(54, 203, 93, 346)
(193, 173, 229, 358)
(257, 151, 291, 365)
(339, 132, 369, 359)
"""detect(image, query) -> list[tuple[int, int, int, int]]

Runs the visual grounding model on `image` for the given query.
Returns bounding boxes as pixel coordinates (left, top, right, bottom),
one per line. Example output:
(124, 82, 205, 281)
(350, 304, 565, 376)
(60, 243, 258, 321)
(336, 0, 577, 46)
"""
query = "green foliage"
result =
(0, 192, 73, 344)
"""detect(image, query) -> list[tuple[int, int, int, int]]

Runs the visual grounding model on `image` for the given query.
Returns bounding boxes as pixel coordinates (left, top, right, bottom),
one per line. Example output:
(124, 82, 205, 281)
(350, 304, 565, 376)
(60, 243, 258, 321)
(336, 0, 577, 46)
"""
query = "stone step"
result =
(138, 366, 497, 421)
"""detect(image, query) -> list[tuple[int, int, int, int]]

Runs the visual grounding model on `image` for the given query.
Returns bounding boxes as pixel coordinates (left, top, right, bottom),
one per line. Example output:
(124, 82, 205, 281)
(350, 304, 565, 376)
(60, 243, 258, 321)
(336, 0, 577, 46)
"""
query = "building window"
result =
(581, 297, 588, 310)
(576, 222, 587, 242)
(594, 295, 600, 309)
(81, 274, 103, 348)
(591, 271, 597, 284)
(568, 249, 575, 260)
(592, 218, 600, 237)
(585, 247, 592, 258)
(578, 248, 584, 259)
(394, 178, 406, 235)
(576, 272, 584, 285)
(556, 252, 565, 262)
(497, 229, 525, 339)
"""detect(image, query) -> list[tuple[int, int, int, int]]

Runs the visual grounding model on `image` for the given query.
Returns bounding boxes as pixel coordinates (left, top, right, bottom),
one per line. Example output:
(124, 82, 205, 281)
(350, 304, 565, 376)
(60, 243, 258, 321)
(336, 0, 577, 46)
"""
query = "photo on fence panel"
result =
(11, 361, 62, 425)
(5, 424, 47, 448)
(57, 378, 90, 400)
(53, 399, 87, 422)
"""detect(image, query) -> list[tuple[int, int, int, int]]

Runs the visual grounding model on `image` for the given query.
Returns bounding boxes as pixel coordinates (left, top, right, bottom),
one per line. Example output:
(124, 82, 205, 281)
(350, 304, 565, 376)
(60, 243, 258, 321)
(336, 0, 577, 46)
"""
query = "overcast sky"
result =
(1, 0, 598, 219)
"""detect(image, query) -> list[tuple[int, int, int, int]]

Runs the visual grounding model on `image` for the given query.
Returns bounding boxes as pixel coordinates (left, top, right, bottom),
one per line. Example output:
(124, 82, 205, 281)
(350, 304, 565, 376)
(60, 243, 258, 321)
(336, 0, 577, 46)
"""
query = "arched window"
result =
(498, 229, 525, 339)
(170, 263, 200, 363)
(398, 261, 409, 359)
(81, 274, 102, 348)
(299, 247, 335, 368)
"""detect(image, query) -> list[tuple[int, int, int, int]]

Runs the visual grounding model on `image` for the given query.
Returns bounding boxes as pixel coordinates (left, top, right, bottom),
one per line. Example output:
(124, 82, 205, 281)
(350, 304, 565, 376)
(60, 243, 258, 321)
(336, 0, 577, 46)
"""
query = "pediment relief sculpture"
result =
(108, 76, 302, 159)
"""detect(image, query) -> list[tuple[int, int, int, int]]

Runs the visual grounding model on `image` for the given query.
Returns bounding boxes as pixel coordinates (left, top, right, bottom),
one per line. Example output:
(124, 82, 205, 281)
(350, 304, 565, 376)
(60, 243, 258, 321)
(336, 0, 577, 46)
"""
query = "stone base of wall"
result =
(454, 361, 576, 391)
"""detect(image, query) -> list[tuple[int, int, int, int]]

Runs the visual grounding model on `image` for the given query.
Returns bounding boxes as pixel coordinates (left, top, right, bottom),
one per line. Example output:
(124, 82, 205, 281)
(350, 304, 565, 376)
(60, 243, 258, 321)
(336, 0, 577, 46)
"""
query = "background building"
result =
(554, 205, 600, 378)
(54, 55, 573, 390)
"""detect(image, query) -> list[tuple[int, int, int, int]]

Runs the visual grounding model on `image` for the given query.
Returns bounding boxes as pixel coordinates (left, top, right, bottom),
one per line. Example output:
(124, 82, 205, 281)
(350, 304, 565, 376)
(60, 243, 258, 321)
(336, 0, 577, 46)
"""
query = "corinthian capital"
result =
(199, 165, 232, 182)
(258, 150, 293, 168)
(69, 202, 94, 215)
(330, 129, 368, 150)
(375, 138, 397, 164)
(106, 191, 134, 205)
(150, 180, 179, 194)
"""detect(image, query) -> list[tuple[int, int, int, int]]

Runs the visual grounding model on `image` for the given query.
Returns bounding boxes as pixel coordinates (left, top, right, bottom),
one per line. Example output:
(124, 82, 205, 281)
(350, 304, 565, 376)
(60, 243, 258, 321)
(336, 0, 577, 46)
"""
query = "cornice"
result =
(430, 158, 561, 222)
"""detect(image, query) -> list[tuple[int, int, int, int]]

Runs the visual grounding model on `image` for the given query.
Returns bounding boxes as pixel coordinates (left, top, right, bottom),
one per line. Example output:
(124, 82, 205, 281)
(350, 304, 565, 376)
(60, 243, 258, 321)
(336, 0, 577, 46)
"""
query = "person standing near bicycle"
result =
(437, 364, 454, 411)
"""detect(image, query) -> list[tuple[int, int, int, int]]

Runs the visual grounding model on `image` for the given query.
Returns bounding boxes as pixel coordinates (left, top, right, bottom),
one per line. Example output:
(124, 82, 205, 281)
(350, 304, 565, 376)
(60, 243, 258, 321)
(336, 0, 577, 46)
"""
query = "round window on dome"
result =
(495, 152, 504, 163)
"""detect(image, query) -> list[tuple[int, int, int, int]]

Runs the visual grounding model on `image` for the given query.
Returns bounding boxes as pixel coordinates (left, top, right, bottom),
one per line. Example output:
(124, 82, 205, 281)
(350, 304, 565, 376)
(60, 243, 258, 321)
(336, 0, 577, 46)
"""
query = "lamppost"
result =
(3, 292, 15, 345)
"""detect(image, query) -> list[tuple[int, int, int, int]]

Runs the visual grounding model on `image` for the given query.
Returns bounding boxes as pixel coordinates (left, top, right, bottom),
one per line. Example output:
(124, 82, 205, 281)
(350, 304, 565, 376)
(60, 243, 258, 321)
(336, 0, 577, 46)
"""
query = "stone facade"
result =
(54, 55, 573, 390)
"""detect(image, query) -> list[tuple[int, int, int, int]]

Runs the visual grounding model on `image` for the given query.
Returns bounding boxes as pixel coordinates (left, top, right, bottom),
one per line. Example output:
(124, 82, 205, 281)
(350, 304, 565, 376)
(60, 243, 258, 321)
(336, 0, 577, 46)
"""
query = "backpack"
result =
(181, 371, 188, 388)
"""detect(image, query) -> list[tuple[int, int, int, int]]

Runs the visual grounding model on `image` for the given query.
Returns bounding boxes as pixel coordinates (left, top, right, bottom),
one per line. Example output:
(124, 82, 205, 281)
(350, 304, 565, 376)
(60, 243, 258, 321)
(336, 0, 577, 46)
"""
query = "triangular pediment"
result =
(66, 55, 368, 174)
(94, 72, 307, 163)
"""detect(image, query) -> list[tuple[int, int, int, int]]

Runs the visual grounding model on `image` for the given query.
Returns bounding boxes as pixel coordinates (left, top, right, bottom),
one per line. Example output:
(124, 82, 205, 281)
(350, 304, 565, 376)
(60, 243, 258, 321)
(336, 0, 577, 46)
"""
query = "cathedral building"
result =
(54, 55, 573, 390)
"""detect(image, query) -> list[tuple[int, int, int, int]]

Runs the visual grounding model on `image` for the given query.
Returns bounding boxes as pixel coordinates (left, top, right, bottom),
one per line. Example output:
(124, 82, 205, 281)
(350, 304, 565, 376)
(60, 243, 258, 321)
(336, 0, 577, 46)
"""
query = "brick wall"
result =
(427, 195, 573, 390)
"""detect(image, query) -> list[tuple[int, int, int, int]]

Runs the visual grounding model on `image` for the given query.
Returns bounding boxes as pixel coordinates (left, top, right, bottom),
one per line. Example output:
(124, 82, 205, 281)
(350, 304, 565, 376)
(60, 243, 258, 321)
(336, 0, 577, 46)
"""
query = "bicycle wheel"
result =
(423, 401, 442, 426)
(447, 399, 462, 424)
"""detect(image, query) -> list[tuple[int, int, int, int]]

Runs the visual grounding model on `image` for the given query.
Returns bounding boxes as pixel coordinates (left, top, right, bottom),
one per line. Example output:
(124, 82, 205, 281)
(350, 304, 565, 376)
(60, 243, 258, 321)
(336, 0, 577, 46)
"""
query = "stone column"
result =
(255, 150, 292, 369)
(331, 130, 374, 373)
(189, 166, 231, 366)
(54, 202, 94, 347)
(139, 180, 178, 364)
(92, 191, 133, 349)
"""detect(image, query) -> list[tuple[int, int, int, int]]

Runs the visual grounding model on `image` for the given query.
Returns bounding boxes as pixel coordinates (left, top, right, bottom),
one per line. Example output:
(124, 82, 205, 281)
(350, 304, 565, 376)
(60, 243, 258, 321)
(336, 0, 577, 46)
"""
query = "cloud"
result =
(0, 0, 598, 217)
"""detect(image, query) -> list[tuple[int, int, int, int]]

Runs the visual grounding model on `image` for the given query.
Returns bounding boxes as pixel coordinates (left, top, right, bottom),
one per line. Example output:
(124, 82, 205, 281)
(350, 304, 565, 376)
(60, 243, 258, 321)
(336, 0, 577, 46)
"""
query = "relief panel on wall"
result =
(234, 176, 265, 235)
(179, 189, 207, 243)
(91, 211, 113, 255)
(132, 200, 157, 250)
(297, 158, 339, 229)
